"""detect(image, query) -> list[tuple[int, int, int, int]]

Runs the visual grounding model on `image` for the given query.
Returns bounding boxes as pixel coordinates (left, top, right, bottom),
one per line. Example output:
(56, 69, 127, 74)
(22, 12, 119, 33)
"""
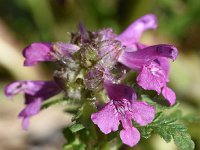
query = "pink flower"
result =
(91, 82, 155, 147)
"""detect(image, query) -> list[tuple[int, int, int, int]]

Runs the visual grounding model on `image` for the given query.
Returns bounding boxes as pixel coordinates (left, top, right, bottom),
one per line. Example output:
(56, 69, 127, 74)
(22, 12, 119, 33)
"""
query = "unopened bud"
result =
(96, 40, 123, 69)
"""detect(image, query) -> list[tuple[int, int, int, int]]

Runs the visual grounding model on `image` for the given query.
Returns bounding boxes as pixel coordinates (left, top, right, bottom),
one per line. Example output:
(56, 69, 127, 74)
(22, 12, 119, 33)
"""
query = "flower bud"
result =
(84, 67, 104, 91)
(96, 40, 123, 69)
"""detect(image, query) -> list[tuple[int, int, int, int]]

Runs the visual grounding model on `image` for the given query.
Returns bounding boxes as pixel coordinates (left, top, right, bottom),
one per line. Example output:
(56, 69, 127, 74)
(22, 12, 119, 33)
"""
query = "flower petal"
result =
(162, 86, 176, 106)
(132, 44, 178, 61)
(118, 44, 178, 70)
(21, 117, 30, 130)
(78, 22, 88, 43)
(4, 81, 45, 98)
(136, 64, 165, 94)
(18, 98, 42, 129)
(26, 81, 60, 95)
(131, 101, 155, 126)
(120, 126, 140, 147)
(116, 14, 157, 46)
(91, 101, 119, 134)
(104, 82, 137, 101)
(4, 81, 61, 103)
(23, 42, 55, 66)
(118, 52, 145, 70)
(156, 58, 170, 81)
(136, 58, 170, 94)
(4, 81, 25, 99)
(124, 43, 147, 52)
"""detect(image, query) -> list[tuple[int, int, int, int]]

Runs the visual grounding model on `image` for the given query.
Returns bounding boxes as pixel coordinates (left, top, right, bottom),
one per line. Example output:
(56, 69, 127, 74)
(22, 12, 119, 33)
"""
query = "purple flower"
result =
(91, 82, 155, 147)
(4, 81, 61, 129)
(4, 14, 177, 136)
(23, 42, 80, 66)
(114, 14, 178, 105)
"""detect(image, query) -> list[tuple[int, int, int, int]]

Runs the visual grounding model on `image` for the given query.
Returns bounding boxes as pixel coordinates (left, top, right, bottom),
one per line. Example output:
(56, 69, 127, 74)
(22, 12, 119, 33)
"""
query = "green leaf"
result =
(70, 123, 85, 133)
(172, 131, 195, 150)
(63, 138, 87, 150)
(153, 111, 163, 121)
(141, 94, 180, 111)
(63, 128, 87, 150)
(140, 110, 195, 150)
(152, 110, 182, 126)
(157, 120, 194, 149)
(154, 125, 172, 143)
(72, 102, 96, 126)
(140, 94, 169, 110)
(138, 126, 153, 139)
(154, 122, 195, 150)
(63, 127, 75, 143)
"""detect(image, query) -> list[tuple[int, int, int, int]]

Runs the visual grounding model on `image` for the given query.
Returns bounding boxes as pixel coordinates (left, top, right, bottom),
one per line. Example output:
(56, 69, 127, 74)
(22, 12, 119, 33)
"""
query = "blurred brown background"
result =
(0, 0, 200, 149)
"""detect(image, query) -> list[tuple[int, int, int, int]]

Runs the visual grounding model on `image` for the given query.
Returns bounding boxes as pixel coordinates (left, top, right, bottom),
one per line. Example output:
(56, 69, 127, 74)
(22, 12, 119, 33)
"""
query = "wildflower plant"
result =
(4, 14, 195, 149)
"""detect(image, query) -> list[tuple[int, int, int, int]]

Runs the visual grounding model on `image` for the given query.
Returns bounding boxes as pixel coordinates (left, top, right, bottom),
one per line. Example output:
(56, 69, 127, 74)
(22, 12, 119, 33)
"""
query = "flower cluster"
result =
(4, 14, 178, 147)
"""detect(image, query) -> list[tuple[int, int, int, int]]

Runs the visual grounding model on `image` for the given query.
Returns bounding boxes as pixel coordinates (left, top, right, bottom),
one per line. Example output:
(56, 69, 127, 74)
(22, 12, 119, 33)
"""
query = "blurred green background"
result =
(0, 0, 200, 150)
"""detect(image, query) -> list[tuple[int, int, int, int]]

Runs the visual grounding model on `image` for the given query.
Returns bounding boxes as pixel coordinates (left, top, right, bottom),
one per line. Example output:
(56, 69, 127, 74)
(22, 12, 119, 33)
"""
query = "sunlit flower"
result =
(91, 82, 155, 147)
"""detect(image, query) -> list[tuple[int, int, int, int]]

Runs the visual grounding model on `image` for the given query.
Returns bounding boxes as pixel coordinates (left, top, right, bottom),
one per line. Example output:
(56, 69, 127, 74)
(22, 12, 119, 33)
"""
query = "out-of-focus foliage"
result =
(154, 0, 200, 50)
(0, 0, 200, 150)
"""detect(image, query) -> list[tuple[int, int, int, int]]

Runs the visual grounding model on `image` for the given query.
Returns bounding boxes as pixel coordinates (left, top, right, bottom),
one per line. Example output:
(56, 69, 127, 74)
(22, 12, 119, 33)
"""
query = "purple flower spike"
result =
(23, 42, 80, 66)
(116, 14, 157, 47)
(4, 81, 61, 129)
(91, 82, 155, 147)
